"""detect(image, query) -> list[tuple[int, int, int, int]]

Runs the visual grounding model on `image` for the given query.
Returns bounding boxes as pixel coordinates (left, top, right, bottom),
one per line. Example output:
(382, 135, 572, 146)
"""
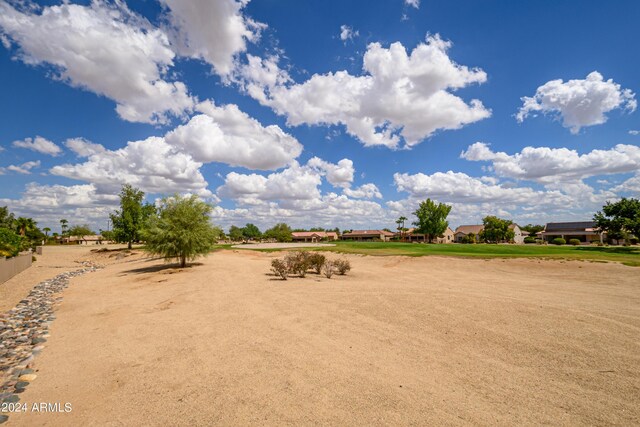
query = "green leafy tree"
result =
(11, 216, 43, 250)
(520, 224, 544, 237)
(594, 198, 640, 243)
(412, 199, 452, 243)
(463, 232, 477, 244)
(43, 227, 51, 239)
(264, 223, 293, 242)
(110, 185, 154, 249)
(0, 207, 16, 229)
(143, 194, 217, 268)
(211, 226, 225, 241)
(243, 223, 262, 240)
(24, 226, 44, 250)
(0, 228, 23, 257)
(100, 230, 115, 241)
(67, 224, 96, 238)
(480, 216, 515, 243)
(228, 225, 245, 241)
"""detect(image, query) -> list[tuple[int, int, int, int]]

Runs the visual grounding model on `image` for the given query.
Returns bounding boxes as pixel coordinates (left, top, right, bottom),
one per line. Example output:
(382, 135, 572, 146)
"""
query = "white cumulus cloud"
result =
(461, 142, 640, 183)
(64, 138, 107, 158)
(0, 1, 194, 124)
(50, 137, 211, 197)
(160, 0, 265, 77)
(12, 136, 62, 156)
(217, 163, 322, 203)
(165, 101, 302, 170)
(343, 183, 383, 199)
(516, 71, 636, 133)
(0, 182, 119, 231)
(1, 160, 40, 175)
(243, 34, 490, 149)
(306, 157, 355, 188)
(393, 170, 571, 205)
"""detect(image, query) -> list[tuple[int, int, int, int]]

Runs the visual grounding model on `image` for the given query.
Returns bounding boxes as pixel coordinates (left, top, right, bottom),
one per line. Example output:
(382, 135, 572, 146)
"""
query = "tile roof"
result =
(454, 225, 484, 235)
(343, 230, 395, 237)
(292, 231, 338, 238)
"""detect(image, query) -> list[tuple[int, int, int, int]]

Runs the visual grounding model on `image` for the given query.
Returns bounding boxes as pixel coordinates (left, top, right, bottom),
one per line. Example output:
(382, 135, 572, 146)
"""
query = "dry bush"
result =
(322, 261, 335, 278)
(285, 251, 311, 277)
(271, 259, 288, 280)
(308, 253, 326, 274)
(333, 258, 351, 275)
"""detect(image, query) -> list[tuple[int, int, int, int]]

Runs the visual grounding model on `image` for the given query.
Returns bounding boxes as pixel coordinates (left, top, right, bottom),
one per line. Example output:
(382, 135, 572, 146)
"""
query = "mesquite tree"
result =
(143, 194, 217, 268)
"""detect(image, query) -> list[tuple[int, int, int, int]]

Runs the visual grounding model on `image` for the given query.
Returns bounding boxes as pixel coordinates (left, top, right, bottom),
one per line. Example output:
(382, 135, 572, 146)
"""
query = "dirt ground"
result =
(4, 247, 640, 426)
(0, 245, 119, 313)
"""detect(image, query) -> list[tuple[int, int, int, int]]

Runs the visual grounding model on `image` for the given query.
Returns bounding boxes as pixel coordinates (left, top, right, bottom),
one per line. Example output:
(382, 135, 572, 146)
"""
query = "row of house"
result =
(54, 235, 107, 245)
(291, 221, 608, 244)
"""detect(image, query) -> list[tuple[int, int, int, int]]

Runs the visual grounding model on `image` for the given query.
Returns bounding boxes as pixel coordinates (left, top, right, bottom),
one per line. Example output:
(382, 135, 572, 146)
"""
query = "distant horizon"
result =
(1, 0, 639, 232)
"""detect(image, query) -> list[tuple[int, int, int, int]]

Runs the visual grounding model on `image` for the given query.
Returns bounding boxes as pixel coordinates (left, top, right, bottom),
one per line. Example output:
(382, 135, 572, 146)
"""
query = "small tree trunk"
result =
(128, 241, 132, 249)
(180, 255, 186, 268)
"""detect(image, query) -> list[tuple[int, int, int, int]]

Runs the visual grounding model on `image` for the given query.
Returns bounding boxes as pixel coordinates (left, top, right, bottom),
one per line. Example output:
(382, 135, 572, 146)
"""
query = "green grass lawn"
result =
(221, 241, 640, 266)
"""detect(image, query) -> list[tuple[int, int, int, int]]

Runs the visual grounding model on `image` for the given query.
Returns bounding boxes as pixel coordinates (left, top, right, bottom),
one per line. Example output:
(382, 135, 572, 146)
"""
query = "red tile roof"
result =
(343, 230, 394, 237)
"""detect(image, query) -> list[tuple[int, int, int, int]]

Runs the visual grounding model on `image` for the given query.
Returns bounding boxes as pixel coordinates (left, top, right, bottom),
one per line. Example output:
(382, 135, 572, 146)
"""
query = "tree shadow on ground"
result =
(121, 262, 204, 275)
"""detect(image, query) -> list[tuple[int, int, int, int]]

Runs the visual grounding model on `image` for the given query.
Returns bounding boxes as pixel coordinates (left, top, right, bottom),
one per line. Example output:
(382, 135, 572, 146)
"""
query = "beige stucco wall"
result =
(0, 253, 32, 284)
(436, 228, 455, 244)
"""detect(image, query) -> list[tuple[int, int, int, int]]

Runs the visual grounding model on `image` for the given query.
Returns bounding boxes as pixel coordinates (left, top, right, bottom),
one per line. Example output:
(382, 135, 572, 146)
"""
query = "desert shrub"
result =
(523, 236, 536, 244)
(333, 258, 351, 275)
(308, 253, 326, 274)
(551, 237, 566, 245)
(322, 261, 335, 278)
(271, 259, 288, 280)
(285, 251, 311, 277)
(569, 238, 581, 246)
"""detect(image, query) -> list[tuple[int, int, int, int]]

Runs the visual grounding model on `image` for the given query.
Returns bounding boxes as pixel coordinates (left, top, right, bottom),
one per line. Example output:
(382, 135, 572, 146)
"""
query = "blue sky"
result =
(0, 0, 639, 233)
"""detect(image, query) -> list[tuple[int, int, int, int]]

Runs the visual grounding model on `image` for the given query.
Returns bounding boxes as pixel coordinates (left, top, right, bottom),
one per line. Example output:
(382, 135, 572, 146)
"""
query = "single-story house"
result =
(397, 227, 454, 243)
(454, 225, 484, 243)
(435, 227, 455, 244)
(57, 235, 105, 245)
(342, 230, 395, 242)
(541, 221, 605, 243)
(291, 231, 339, 242)
(509, 224, 525, 244)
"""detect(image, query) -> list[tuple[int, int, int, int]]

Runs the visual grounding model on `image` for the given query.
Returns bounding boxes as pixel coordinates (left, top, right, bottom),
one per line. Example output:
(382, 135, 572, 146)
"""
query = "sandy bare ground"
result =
(231, 242, 336, 249)
(0, 245, 127, 313)
(5, 247, 640, 426)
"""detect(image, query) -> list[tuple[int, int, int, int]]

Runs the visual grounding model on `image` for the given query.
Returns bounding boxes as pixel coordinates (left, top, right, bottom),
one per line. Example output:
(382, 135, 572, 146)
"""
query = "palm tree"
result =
(396, 216, 407, 241)
(60, 218, 68, 236)
(43, 227, 51, 237)
(16, 217, 36, 237)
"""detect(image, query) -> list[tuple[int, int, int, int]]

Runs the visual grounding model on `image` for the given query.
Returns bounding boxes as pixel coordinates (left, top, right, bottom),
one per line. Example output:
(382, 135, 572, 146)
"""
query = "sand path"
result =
(5, 248, 640, 425)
